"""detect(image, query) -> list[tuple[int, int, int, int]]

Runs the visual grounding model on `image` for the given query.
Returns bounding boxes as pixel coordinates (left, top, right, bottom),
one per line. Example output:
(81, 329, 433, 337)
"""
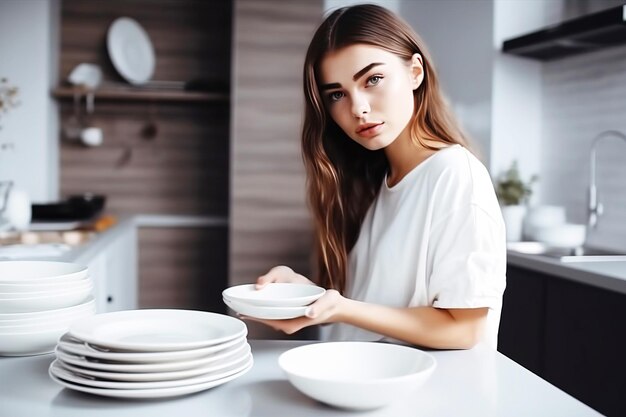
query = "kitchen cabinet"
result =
(499, 264, 626, 416)
(73, 221, 137, 313)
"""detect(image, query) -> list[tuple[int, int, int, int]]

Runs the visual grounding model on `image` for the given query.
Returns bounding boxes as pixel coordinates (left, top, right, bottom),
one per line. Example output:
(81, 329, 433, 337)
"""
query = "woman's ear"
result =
(410, 53, 424, 90)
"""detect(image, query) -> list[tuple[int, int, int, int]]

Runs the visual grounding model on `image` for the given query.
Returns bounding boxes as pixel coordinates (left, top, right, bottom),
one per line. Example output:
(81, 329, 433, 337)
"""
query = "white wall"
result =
(400, 0, 493, 167)
(0, 0, 59, 203)
(491, 0, 545, 199)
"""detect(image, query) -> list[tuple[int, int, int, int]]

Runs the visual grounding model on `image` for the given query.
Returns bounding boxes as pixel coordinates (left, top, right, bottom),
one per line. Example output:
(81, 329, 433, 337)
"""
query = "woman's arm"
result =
(245, 282, 488, 349)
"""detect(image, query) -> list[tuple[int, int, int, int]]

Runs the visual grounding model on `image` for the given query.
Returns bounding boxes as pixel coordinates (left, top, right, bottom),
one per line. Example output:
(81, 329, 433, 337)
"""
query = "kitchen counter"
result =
(0, 339, 601, 417)
(508, 249, 626, 295)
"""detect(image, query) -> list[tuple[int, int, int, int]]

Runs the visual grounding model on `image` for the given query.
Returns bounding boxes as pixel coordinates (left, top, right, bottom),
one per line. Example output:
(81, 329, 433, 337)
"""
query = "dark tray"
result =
(31, 194, 106, 221)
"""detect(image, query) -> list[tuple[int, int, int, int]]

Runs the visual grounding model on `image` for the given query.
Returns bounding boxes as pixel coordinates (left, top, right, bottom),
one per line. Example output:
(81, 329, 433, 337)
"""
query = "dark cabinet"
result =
(498, 265, 546, 375)
(499, 264, 626, 417)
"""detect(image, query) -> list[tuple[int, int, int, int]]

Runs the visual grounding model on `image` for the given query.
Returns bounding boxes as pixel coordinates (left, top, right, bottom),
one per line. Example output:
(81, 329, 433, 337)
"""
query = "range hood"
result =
(502, 4, 626, 60)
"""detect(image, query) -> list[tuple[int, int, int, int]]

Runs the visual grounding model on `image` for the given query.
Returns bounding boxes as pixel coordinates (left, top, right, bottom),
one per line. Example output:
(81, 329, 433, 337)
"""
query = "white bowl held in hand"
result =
(223, 283, 325, 307)
(278, 342, 436, 410)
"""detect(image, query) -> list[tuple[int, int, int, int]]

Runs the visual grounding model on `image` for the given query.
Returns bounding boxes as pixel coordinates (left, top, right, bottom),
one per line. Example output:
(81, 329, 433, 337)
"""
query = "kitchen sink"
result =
(507, 241, 626, 263)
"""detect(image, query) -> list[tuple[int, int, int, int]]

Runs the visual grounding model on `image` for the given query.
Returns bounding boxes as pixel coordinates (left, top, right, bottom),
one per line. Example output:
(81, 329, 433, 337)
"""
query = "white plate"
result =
(57, 332, 246, 363)
(49, 358, 253, 399)
(56, 343, 251, 382)
(0, 261, 88, 283)
(224, 298, 307, 320)
(0, 277, 93, 298)
(50, 352, 252, 390)
(107, 17, 155, 85)
(68, 309, 247, 352)
(223, 283, 325, 307)
(54, 339, 248, 373)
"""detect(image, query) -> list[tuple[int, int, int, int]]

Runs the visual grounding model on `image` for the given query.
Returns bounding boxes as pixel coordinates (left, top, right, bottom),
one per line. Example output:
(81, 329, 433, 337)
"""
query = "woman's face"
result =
(319, 44, 423, 151)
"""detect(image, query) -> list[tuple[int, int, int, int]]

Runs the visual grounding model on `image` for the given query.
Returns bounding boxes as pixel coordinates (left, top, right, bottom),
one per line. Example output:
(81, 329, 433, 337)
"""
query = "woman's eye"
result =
(328, 91, 344, 102)
(367, 75, 383, 86)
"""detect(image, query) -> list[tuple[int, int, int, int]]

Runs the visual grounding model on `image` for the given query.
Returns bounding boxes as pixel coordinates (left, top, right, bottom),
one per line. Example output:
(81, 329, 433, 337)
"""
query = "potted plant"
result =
(495, 160, 538, 241)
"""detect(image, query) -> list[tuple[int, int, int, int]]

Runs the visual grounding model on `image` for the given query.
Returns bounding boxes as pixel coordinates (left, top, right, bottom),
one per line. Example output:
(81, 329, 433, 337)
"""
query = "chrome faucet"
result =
(588, 130, 626, 228)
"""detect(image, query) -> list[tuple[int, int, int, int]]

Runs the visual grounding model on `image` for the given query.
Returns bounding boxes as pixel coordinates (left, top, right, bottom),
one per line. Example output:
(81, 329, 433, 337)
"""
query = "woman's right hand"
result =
(255, 265, 315, 289)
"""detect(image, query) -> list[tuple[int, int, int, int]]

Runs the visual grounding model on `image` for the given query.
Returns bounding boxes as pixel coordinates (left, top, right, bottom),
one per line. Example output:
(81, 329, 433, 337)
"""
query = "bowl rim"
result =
(222, 283, 325, 306)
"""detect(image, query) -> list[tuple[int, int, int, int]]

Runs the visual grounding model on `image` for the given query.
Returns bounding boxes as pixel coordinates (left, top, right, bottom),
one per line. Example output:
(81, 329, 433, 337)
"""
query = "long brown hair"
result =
(302, 4, 470, 293)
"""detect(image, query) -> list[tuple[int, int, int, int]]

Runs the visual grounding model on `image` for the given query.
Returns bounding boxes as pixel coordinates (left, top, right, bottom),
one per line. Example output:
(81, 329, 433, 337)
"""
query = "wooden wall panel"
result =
(138, 227, 228, 312)
(59, 0, 232, 310)
(230, 0, 322, 339)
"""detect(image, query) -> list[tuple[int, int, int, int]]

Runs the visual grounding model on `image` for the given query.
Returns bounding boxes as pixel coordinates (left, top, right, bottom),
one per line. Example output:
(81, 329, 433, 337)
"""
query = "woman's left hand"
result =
(241, 289, 345, 334)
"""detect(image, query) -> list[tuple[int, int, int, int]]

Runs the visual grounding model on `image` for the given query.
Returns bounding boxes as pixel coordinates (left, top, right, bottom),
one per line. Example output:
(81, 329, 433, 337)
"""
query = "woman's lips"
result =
(356, 122, 384, 137)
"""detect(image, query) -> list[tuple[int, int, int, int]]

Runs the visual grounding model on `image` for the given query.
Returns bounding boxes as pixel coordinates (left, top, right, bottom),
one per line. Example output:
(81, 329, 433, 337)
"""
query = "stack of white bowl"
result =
(49, 309, 252, 399)
(222, 283, 326, 320)
(0, 261, 95, 356)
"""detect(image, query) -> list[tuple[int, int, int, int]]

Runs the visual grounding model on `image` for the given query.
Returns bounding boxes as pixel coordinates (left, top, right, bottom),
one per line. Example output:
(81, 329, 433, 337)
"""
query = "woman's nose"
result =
(351, 94, 370, 118)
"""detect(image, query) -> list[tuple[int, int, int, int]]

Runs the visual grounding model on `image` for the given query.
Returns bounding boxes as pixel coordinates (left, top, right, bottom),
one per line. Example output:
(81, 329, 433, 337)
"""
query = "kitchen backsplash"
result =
(541, 44, 626, 252)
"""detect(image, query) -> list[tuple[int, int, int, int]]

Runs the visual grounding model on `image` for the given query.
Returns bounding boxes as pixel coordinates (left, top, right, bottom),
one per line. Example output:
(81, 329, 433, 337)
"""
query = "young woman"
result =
(250, 4, 506, 350)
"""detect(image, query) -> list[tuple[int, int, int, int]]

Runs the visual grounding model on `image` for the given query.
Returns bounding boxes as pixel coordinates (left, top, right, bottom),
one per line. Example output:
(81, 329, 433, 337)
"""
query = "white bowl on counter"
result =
(533, 223, 586, 248)
(279, 342, 436, 410)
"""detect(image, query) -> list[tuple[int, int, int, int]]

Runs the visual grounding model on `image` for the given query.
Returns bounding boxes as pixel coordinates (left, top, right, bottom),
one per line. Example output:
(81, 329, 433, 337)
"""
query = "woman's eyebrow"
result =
(319, 62, 385, 91)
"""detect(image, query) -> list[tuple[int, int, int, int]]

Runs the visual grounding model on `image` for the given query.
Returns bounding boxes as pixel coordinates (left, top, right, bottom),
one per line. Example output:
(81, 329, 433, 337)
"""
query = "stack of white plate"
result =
(49, 309, 252, 399)
(222, 283, 326, 320)
(0, 261, 95, 356)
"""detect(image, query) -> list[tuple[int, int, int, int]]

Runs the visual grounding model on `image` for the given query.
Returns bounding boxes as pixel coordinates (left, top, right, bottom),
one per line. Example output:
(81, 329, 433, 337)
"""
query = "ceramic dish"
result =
(68, 309, 247, 352)
(0, 278, 93, 298)
(57, 332, 246, 363)
(106, 17, 155, 85)
(55, 343, 251, 382)
(0, 282, 93, 314)
(223, 283, 325, 307)
(0, 296, 95, 321)
(54, 339, 247, 373)
(0, 309, 94, 332)
(224, 297, 307, 320)
(0, 326, 68, 356)
(0, 261, 88, 283)
(279, 342, 436, 410)
(0, 276, 91, 293)
(50, 353, 252, 390)
(49, 358, 253, 399)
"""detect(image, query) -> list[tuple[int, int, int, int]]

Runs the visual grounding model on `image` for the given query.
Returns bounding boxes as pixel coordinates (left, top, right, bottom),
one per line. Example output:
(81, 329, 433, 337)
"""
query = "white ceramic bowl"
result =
(0, 281, 93, 313)
(279, 342, 436, 410)
(0, 325, 68, 356)
(0, 296, 95, 321)
(223, 297, 307, 319)
(533, 223, 586, 248)
(523, 205, 566, 240)
(0, 306, 94, 332)
(0, 275, 91, 293)
(0, 261, 88, 283)
(223, 283, 325, 307)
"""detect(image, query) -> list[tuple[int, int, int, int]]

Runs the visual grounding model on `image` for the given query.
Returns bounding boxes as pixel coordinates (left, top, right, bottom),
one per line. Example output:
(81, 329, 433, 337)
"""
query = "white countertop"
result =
(0, 339, 601, 417)
(507, 249, 626, 295)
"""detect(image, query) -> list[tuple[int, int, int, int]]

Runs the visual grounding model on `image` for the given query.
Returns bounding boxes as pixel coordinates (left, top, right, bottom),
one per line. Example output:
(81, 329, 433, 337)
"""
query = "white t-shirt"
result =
(323, 144, 507, 348)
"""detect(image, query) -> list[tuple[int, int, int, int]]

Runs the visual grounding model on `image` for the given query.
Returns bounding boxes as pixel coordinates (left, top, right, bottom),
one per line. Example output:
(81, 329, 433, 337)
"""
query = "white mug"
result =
(3, 187, 31, 231)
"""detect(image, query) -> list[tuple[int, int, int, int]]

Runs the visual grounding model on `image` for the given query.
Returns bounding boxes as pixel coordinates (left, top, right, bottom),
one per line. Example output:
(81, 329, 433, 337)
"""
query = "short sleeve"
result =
(426, 204, 506, 310)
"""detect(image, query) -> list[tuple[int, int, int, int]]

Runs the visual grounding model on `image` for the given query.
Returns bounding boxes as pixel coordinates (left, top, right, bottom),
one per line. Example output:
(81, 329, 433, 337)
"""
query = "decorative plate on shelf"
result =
(106, 17, 155, 85)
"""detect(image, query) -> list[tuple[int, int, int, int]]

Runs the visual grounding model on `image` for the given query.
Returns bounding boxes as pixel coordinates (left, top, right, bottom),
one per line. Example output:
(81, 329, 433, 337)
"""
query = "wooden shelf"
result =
(52, 86, 229, 104)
